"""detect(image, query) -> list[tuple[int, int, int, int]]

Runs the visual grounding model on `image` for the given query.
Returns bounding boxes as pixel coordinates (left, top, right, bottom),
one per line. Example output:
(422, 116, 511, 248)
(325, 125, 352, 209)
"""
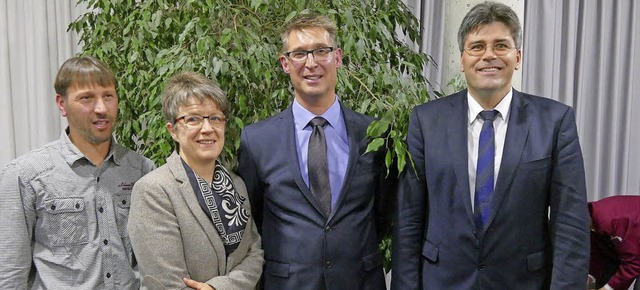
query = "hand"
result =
(587, 274, 596, 289)
(182, 277, 215, 290)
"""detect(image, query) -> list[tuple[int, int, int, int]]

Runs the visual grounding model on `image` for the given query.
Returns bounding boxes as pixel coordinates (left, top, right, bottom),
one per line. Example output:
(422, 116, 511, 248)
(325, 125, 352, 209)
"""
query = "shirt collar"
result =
(60, 127, 119, 166)
(467, 89, 513, 125)
(292, 96, 341, 130)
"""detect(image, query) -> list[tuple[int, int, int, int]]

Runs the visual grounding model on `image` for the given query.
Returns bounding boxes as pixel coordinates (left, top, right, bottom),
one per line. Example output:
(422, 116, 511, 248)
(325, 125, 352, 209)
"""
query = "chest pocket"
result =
(114, 193, 132, 239)
(44, 197, 88, 246)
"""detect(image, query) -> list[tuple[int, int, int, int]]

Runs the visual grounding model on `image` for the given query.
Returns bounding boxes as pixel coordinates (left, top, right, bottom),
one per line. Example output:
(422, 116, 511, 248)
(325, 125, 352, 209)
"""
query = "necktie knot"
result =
(479, 110, 499, 122)
(309, 117, 328, 128)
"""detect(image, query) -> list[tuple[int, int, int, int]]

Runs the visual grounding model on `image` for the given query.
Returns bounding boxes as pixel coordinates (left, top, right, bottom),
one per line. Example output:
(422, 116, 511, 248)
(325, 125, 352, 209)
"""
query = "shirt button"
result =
(103, 239, 109, 245)
(98, 207, 104, 213)
(50, 205, 56, 210)
(324, 261, 333, 269)
(478, 262, 485, 270)
(106, 272, 111, 278)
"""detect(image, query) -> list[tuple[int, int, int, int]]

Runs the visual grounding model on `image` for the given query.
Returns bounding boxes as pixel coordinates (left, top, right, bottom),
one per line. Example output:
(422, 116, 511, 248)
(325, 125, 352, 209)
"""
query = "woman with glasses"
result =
(128, 71, 263, 290)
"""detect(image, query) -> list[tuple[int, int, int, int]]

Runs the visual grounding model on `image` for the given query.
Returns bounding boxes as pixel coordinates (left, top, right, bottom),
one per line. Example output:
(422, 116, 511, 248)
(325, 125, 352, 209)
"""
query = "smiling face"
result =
(56, 84, 118, 147)
(461, 21, 521, 104)
(166, 97, 225, 169)
(279, 27, 342, 108)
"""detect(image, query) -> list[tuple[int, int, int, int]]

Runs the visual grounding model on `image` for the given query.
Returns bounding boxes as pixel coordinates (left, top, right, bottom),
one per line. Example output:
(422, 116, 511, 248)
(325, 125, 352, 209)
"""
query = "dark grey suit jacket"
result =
(392, 89, 590, 290)
(238, 102, 396, 290)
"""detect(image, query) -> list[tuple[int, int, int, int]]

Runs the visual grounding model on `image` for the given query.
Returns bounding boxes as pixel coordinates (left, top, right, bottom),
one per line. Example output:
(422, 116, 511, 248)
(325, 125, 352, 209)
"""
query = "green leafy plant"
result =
(71, 0, 433, 172)
(71, 0, 435, 271)
(433, 72, 467, 98)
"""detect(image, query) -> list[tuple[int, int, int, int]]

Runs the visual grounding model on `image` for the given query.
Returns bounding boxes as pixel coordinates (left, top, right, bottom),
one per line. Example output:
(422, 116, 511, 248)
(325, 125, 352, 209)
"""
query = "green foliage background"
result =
(71, 0, 434, 173)
(71, 0, 436, 270)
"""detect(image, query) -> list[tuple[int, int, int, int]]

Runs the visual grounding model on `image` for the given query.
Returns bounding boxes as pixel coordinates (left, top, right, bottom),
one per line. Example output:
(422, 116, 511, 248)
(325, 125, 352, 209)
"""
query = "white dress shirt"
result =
(467, 90, 512, 210)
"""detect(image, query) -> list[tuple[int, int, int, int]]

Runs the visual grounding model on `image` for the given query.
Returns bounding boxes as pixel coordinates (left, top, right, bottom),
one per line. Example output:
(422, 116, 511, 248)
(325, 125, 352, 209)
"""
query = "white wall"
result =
(0, 0, 84, 167)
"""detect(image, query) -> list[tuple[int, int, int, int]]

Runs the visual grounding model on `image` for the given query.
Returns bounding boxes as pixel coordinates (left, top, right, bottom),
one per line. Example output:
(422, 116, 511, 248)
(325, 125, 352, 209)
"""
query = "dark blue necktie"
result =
(474, 110, 499, 229)
(308, 117, 331, 218)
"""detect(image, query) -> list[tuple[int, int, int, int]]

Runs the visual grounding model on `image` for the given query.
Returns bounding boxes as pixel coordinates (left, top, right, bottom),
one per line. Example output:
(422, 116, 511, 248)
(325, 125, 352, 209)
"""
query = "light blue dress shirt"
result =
(292, 98, 349, 208)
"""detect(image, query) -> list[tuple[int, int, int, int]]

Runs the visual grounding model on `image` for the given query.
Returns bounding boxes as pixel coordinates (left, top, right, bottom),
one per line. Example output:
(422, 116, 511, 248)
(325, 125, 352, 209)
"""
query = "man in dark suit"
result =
(237, 13, 396, 290)
(588, 195, 640, 290)
(392, 2, 590, 289)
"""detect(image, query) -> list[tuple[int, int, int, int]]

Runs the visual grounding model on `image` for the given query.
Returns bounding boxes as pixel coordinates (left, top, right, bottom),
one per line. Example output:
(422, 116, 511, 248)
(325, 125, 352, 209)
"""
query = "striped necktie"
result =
(474, 110, 499, 229)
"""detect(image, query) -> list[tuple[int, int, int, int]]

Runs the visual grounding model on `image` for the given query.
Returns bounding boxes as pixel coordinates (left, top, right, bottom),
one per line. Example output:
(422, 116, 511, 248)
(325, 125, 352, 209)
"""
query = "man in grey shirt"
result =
(0, 56, 154, 289)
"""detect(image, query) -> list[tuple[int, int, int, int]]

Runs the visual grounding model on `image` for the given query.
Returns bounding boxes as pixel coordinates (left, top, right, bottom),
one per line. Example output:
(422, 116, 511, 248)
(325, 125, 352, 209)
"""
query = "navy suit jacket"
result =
(238, 102, 396, 290)
(392, 89, 590, 290)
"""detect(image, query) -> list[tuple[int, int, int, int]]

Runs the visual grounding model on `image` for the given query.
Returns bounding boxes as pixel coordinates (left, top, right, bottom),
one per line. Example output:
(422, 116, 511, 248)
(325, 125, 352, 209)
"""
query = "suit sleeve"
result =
(548, 107, 591, 289)
(605, 217, 640, 290)
(0, 163, 34, 289)
(237, 129, 264, 233)
(128, 178, 190, 290)
(391, 108, 428, 290)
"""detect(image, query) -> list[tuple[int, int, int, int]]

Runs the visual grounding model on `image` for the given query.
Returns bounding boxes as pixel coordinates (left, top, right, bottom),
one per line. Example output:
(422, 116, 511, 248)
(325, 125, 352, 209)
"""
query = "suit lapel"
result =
(447, 92, 476, 227)
(330, 104, 364, 220)
(485, 90, 531, 228)
(280, 106, 327, 217)
(166, 152, 227, 273)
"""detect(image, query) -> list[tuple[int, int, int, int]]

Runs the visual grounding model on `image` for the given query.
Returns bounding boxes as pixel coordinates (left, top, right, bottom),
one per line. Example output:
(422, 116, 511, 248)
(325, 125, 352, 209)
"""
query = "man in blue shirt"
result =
(237, 13, 396, 290)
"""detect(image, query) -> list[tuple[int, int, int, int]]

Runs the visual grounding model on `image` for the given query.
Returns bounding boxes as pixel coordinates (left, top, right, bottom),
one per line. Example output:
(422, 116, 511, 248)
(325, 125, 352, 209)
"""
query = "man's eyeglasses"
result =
(464, 43, 515, 56)
(284, 47, 335, 63)
(175, 115, 227, 129)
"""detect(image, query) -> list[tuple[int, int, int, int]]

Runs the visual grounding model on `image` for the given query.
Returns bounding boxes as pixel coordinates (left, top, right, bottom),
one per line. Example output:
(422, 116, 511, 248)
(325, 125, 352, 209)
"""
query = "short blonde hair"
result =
(280, 13, 337, 53)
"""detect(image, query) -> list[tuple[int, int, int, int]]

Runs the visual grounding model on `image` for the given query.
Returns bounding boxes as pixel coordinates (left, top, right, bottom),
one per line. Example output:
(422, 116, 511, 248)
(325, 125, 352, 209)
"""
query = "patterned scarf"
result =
(182, 159, 249, 255)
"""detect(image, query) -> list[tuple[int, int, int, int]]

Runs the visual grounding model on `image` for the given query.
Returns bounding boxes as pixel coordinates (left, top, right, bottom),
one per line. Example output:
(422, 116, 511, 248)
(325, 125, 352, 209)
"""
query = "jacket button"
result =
(324, 261, 333, 269)
(478, 262, 485, 270)
(324, 226, 331, 232)
(98, 207, 104, 213)
(50, 205, 56, 210)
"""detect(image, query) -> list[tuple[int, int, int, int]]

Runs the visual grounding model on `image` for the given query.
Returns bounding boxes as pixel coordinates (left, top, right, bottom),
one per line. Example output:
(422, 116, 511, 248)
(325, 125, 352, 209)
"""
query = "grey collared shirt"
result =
(0, 131, 154, 289)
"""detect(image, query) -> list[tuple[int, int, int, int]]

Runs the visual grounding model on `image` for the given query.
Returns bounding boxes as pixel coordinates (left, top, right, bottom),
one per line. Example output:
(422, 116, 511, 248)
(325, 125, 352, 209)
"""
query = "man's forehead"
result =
(67, 83, 116, 94)
(289, 28, 331, 42)
(465, 23, 514, 42)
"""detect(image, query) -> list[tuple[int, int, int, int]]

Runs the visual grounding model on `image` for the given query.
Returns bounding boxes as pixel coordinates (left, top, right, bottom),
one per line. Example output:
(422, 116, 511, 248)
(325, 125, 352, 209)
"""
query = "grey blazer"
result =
(128, 152, 264, 290)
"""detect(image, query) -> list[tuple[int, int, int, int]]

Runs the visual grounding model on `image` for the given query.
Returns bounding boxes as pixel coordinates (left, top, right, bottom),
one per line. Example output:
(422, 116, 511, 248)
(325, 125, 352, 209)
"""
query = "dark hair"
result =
(457, 1, 522, 52)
